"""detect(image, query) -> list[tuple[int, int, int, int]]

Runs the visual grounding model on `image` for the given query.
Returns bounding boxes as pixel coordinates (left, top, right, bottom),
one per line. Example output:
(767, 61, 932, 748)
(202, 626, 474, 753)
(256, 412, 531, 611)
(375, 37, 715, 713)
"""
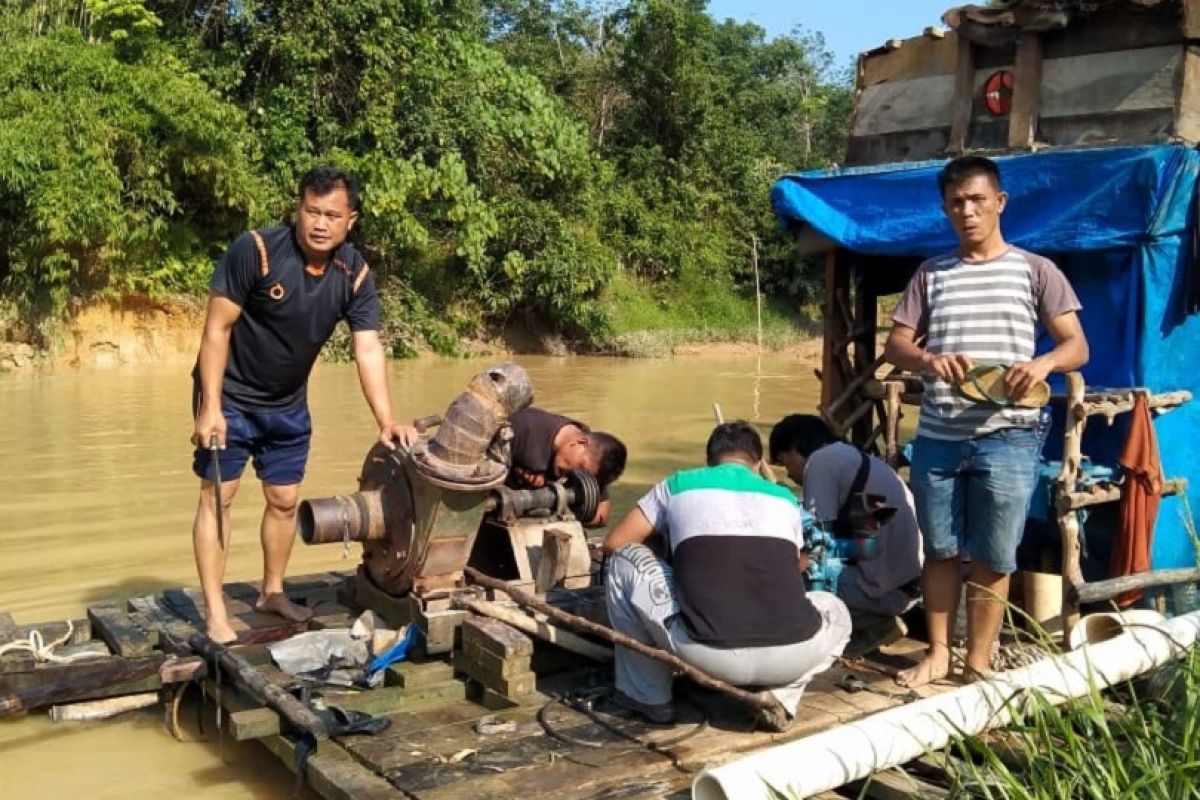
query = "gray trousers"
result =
(836, 565, 919, 618)
(605, 544, 851, 716)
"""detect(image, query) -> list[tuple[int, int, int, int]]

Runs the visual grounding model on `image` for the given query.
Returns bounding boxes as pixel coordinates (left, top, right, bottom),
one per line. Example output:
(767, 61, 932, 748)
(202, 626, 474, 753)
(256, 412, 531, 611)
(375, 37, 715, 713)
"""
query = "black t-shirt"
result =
(204, 226, 381, 411)
(507, 407, 583, 488)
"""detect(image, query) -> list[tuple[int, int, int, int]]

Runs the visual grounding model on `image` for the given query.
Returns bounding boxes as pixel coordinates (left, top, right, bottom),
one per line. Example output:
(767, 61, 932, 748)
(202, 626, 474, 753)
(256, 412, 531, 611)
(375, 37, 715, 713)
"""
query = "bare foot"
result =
(256, 592, 313, 623)
(895, 655, 950, 689)
(206, 618, 239, 645)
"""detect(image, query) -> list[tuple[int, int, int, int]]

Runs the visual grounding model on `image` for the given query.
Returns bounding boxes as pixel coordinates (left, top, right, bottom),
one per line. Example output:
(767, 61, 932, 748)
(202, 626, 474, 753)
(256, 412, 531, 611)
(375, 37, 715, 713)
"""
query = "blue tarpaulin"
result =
(772, 145, 1200, 572)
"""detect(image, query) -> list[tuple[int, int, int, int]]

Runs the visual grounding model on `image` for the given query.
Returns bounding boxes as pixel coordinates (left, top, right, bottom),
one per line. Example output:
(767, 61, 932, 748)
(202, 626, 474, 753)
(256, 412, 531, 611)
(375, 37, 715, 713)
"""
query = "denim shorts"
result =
(909, 427, 1040, 574)
(192, 402, 312, 486)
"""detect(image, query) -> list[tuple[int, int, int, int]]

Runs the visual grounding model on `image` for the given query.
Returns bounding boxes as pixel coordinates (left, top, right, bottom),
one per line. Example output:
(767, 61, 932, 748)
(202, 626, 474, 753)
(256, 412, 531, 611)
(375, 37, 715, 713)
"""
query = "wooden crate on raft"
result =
(847, 0, 1200, 165)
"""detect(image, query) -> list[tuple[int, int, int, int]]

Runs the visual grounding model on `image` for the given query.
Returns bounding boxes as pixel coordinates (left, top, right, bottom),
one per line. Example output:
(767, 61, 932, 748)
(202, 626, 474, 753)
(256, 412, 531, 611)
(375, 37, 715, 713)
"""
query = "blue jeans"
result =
(909, 428, 1040, 574)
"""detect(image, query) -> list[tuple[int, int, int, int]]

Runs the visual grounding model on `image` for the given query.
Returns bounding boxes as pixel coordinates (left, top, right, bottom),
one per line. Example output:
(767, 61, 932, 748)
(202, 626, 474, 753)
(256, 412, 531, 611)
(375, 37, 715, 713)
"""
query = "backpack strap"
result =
(248, 230, 270, 277)
(834, 451, 871, 538)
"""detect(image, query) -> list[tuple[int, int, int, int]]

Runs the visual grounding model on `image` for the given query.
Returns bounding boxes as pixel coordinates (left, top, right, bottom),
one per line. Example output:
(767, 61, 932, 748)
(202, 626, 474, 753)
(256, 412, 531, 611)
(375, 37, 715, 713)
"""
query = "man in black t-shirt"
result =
(190, 167, 418, 644)
(507, 407, 627, 526)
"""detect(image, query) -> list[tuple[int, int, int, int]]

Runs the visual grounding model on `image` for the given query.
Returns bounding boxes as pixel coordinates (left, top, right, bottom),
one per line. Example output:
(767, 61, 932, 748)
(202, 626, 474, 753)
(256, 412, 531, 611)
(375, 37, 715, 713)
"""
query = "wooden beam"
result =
(1008, 31, 1043, 149)
(821, 250, 850, 413)
(947, 34, 974, 153)
(455, 599, 614, 663)
(0, 612, 36, 672)
(1058, 477, 1187, 512)
(1077, 567, 1200, 605)
(1177, 46, 1200, 142)
(1184, 0, 1200, 39)
(87, 603, 155, 659)
(535, 528, 573, 595)
(1058, 372, 1086, 637)
(852, 262, 878, 447)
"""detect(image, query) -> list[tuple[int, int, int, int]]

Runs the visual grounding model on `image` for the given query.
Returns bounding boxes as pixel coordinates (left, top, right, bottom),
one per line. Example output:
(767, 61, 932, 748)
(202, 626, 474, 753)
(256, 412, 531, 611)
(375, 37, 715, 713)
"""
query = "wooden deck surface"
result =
(0, 571, 957, 800)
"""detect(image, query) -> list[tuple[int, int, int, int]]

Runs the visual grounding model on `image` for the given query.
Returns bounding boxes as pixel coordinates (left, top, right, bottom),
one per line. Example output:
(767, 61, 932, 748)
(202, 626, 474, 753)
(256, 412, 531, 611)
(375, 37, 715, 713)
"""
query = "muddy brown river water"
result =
(0, 354, 820, 798)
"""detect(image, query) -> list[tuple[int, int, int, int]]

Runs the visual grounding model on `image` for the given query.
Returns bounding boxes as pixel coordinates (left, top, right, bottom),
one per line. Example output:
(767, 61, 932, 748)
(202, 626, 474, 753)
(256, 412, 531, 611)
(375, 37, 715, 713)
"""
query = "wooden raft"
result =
(2, 569, 956, 800)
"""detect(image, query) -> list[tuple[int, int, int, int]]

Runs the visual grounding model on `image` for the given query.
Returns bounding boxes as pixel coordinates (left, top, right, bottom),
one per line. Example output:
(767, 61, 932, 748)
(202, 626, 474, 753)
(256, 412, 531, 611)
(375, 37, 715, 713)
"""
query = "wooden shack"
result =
(773, 0, 1200, 633)
(848, 0, 1200, 164)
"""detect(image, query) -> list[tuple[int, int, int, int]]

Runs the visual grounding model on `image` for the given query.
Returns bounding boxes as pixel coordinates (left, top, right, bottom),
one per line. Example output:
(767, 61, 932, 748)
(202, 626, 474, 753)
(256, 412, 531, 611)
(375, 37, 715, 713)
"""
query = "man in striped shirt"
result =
(602, 422, 850, 728)
(884, 157, 1088, 687)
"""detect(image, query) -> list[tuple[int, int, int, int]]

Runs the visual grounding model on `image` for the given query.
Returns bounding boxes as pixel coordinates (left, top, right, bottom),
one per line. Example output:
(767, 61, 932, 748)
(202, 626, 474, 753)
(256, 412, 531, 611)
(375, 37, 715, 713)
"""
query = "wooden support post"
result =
(1008, 31, 1044, 149)
(851, 261, 879, 447)
(821, 250, 850, 414)
(947, 33, 974, 153)
(535, 528, 573, 595)
(1058, 372, 1087, 636)
(884, 380, 904, 467)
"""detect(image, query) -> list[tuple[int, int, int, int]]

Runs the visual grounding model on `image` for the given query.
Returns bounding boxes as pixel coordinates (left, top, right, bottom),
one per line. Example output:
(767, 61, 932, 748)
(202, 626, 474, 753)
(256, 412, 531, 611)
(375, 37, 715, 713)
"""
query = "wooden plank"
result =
(385, 658, 456, 689)
(87, 603, 155, 658)
(0, 654, 166, 714)
(455, 654, 536, 697)
(1041, 3, 1182, 59)
(846, 129, 950, 165)
(320, 680, 469, 716)
(1177, 46, 1200, 142)
(948, 34, 974, 153)
(535, 528, 574, 594)
(1041, 45, 1181, 119)
(0, 612, 36, 672)
(861, 31, 959, 86)
(1184, 0, 1200, 39)
(462, 616, 534, 658)
(1008, 32, 1043, 149)
(462, 638, 533, 676)
(853, 73, 957, 137)
(259, 730, 407, 800)
(851, 768, 950, 800)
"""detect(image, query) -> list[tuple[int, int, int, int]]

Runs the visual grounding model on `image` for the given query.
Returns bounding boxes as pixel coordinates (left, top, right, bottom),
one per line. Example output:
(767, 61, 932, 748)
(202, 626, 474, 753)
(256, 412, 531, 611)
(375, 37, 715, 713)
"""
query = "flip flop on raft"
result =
(956, 364, 1051, 409)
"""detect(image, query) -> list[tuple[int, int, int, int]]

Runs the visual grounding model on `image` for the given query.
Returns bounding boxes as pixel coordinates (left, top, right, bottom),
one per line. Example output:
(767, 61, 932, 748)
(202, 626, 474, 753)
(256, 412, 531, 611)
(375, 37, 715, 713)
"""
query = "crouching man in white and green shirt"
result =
(601, 421, 851, 730)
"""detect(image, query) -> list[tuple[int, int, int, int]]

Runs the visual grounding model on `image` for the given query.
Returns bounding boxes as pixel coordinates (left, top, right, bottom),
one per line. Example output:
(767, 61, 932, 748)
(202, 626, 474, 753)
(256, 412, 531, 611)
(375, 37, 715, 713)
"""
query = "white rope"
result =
(0, 620, 104, 664)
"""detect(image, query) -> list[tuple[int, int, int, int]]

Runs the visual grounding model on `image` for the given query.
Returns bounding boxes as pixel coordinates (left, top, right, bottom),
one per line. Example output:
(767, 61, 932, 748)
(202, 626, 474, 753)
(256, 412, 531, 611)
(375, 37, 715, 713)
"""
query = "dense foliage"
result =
(0, 0, 850, 352)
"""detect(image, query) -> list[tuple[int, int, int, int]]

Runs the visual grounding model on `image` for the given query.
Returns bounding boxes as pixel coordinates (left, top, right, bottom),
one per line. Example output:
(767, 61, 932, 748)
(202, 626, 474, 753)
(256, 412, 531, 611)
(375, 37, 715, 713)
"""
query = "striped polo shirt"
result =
(892, 247, 1081, 441)
(637, 462, 821, 648)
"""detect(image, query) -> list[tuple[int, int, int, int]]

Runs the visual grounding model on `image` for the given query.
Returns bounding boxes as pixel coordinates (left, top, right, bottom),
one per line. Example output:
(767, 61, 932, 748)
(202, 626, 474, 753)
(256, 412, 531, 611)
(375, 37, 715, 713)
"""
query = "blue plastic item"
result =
(366, 624, 419, 676)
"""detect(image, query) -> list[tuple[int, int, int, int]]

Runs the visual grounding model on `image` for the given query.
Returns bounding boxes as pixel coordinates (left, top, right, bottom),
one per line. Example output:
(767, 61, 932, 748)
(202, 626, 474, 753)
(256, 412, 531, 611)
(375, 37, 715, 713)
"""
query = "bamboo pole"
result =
(50, 692, 159, 722)
(464, 567, 784, 719)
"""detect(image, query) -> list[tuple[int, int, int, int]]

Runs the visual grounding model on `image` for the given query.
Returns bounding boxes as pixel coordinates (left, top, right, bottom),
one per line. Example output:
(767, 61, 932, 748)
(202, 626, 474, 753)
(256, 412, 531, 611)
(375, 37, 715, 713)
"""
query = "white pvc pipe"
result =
(693, 610, 1200, 800)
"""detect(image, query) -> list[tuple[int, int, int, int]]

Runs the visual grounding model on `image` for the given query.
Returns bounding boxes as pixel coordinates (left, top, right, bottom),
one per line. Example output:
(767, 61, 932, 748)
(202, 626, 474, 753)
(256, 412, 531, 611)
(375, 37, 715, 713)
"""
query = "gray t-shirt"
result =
(892, 247, 1081, 440)
(803, 442, 922, 601)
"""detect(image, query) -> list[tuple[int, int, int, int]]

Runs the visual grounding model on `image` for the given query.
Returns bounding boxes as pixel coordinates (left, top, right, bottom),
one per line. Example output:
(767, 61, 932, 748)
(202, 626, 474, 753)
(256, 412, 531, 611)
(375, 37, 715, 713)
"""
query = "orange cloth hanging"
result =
(1110, 392, 1164, 608)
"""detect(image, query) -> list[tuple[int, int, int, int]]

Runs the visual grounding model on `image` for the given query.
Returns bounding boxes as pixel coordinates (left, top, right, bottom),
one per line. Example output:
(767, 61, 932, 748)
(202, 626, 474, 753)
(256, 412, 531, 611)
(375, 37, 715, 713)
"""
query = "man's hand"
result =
(922, 352, 974, 383)
(1005, 357, 1052, 400)
(192, 406, 227, 449)
(512, 466, 546, 488)
(379, 423, 419, 449)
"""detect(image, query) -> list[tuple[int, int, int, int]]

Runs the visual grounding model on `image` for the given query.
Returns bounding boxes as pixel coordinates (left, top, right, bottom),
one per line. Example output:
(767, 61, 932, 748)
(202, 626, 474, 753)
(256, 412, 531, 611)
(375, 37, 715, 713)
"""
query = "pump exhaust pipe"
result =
(298, 491, 388, 545)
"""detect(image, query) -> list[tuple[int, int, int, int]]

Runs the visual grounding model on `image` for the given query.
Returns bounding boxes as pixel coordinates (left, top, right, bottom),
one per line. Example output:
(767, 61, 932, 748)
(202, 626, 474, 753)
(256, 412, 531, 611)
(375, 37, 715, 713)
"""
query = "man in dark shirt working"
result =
(507, 407, 627, 526)
(191, 167, 418, 643)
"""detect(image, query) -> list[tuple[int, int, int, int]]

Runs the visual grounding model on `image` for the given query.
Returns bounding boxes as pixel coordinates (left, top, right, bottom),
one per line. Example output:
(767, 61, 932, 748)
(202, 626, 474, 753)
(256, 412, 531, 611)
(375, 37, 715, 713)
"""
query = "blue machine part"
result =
(801, 506, 879, 593)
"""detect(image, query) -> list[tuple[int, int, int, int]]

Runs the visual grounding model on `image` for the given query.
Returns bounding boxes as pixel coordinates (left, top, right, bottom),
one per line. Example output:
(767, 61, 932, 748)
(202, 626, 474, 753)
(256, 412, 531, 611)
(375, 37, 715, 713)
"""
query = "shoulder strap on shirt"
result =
(834, 451, 871, 538)
(248, 230, 269, 277)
